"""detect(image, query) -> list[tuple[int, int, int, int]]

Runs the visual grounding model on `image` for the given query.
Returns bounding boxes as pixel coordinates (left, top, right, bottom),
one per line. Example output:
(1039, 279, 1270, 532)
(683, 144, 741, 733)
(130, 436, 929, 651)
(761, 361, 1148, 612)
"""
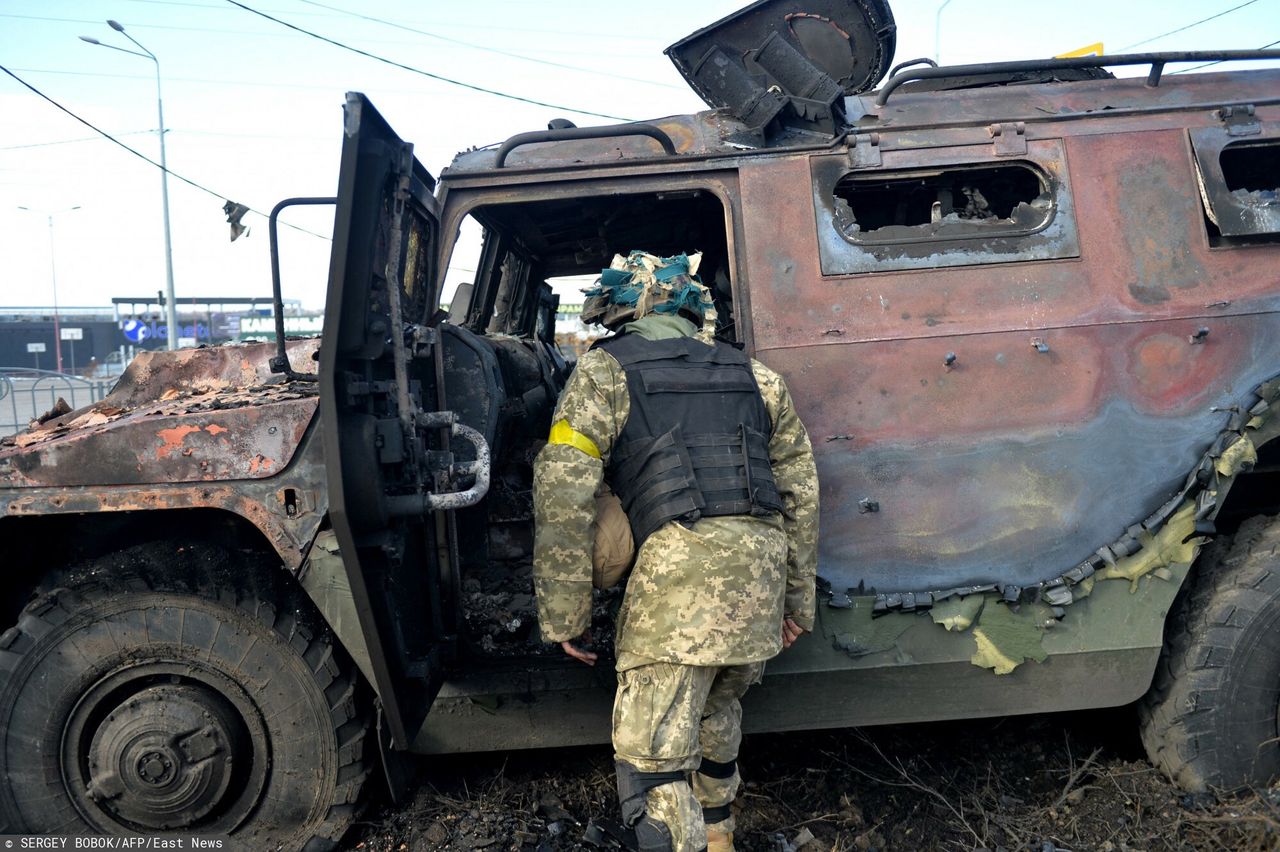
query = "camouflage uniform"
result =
(534, 254, 819, 849)
(611, 658, 765, 850)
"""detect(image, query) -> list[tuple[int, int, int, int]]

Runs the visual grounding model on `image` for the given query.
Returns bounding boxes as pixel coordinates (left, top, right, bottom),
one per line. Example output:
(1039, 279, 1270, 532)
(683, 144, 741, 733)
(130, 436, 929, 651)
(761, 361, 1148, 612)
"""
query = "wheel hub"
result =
(136, 750, 176, 785)
(82, 684, 245, 830)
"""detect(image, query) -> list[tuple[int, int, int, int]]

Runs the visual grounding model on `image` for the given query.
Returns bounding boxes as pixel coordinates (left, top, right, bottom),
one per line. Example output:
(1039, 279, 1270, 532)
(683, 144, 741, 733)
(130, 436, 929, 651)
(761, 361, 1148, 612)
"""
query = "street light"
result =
(935, 0, 956, 65)
(81, 20, 179, 351)
(16, 205, 81, 373)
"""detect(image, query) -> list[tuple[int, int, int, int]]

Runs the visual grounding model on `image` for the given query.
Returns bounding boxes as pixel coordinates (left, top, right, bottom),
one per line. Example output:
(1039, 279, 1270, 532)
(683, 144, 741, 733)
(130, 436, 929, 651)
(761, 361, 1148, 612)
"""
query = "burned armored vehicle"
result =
(3, 0, 1280, 846)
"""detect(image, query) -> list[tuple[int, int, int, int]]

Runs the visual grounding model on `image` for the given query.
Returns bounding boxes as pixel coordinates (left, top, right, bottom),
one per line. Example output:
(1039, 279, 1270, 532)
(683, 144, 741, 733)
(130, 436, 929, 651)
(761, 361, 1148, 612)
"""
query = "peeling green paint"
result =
(970, 599, 1052, 675)
(930, 595, 984, 631)
(823, 597, 917, 658)
(1094, 501, 1206, 590)
(815, 556, 1193, 678)
(1215, 433, 1258, 477)
(822, 374, 1280, 676)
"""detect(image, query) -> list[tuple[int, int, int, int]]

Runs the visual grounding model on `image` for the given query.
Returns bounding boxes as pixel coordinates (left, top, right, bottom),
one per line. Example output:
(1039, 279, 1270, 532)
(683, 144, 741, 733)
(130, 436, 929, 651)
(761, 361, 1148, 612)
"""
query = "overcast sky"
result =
(2, 0, 1277, 313)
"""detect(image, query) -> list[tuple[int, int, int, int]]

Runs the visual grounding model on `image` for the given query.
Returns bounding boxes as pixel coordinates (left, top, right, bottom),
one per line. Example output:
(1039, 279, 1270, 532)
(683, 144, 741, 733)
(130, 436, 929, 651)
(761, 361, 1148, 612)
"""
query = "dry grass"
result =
(348, 708, 1280, 851)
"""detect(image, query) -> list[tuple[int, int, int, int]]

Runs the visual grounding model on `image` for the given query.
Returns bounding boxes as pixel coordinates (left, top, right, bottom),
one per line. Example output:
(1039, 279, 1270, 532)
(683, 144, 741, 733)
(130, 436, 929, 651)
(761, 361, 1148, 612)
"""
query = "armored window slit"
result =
(1191, 131, 1280, 244)
(810, 139, 1080, 275)
(831, 162, 1054, 247)
(1221, 142, 1280, 196)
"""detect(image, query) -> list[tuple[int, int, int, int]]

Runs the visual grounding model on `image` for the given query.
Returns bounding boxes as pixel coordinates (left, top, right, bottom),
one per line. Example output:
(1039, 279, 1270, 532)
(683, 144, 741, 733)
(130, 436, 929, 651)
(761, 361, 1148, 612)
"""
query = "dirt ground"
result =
(346, 707, 1280, 852)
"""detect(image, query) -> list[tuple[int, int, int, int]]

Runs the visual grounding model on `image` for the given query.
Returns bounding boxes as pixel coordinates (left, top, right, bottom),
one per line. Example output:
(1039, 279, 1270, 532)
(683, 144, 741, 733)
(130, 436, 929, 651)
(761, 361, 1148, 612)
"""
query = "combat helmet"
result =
(581, 250, 718, 339)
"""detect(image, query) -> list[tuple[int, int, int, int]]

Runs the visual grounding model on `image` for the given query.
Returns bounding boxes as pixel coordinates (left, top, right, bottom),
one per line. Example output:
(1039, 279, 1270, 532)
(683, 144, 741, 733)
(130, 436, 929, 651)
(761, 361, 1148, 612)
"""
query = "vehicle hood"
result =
(0, 340, 321, 488)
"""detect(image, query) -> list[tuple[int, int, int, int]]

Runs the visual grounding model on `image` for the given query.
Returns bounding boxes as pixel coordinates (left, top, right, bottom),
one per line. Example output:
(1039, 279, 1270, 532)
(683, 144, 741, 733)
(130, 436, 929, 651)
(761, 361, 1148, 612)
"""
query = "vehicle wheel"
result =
(1139, 514, 1280, 791)
(0, 543, 370, 849)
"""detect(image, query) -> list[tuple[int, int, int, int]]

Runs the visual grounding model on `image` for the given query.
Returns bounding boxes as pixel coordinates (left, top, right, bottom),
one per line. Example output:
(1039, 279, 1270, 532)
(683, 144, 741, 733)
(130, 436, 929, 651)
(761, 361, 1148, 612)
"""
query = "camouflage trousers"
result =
(612, 654, 766, 851)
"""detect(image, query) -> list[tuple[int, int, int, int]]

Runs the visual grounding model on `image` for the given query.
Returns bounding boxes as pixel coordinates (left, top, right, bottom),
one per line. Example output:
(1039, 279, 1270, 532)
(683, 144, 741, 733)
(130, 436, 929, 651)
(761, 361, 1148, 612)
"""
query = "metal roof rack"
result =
(874, 50, 1280, 107)
(494, 124, 677, 169)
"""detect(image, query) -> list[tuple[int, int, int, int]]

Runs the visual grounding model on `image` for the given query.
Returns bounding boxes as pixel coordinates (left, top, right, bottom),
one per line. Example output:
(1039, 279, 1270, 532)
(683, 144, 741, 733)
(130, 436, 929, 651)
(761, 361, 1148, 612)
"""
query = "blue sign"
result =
(120, 318, 210, 344)
(122, 319, 150, 343)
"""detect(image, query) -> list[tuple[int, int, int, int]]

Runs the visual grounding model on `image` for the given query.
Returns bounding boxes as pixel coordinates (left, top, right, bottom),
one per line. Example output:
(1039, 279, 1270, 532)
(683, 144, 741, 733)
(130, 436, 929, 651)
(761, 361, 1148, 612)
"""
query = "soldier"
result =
(533, 250, 820, 852)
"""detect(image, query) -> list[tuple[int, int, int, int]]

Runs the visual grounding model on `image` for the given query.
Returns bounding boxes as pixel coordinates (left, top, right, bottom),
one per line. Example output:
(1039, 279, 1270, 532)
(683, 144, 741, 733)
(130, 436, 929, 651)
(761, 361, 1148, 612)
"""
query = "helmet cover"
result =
(581, 250, 718, 339)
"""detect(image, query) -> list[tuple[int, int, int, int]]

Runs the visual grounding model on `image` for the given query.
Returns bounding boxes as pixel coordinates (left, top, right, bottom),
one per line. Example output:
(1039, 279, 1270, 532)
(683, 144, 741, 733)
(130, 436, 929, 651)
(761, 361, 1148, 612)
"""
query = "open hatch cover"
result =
(666, 0, 896, 140)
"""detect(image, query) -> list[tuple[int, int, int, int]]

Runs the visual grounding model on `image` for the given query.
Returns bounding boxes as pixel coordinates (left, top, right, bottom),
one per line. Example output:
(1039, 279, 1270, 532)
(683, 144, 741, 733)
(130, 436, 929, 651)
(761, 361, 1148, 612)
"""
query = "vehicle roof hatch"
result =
(666, 0, 896, 142)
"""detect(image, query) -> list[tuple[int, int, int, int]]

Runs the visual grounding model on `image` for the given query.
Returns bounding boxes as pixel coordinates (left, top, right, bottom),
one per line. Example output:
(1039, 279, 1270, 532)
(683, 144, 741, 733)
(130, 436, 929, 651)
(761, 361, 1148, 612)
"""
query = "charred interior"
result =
(1221, 141, 1280, 194)
(441, 189, 731, 658)
(1201, 138, 1280, 245)
(832, 162, 1053, 242)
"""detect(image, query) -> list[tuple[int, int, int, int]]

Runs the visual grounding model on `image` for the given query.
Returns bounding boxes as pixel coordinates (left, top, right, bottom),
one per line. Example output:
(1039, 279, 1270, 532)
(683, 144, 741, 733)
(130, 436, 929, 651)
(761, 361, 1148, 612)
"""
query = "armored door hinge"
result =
(1218, 105, 1260, 137)
(989, 122, 1027, 156)
(847, 132, 882, 168)
(407, 324, 437, 359)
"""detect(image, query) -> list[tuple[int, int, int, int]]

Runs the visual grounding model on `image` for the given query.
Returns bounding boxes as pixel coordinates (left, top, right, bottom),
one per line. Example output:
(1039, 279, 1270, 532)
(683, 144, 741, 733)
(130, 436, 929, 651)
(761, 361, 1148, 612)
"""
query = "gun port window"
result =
(1221, 141, 1280, 195)
(832, 163, 1054, 245)
(1192, 133, 1280, 243)
(812, 144, 1079, 275)
(1218, 142, 1280, 237)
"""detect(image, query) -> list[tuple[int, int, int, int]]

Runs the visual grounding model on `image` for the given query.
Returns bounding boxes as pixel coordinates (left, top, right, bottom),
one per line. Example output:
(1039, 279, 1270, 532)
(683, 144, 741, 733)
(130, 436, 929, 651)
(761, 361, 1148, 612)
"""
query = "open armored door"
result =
(320, 93, 490, 747)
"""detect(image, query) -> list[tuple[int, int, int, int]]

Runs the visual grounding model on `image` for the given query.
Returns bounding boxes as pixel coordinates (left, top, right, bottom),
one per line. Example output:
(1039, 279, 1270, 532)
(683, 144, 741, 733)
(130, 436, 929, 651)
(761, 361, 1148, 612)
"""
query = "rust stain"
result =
(206, 424, 229, 436)
(1133, 333, 1188, 400)
(155, 424, 202, 459)
(785, 12, 852, 40)
(248, 454, 275, 475)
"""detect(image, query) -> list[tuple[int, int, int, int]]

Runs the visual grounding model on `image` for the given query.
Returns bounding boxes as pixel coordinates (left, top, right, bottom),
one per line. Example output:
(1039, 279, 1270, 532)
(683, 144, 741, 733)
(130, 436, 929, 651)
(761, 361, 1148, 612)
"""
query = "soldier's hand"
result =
(781, 617, 806, 650)
(561, 629, 599, 666)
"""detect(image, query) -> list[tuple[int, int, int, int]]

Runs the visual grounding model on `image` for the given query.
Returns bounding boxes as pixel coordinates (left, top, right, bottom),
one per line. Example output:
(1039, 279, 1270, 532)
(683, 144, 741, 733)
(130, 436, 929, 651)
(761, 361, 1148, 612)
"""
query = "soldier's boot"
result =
(695, 758, 737, 852)
(705, 827, 734, 852)
(616, 761, 686, 851)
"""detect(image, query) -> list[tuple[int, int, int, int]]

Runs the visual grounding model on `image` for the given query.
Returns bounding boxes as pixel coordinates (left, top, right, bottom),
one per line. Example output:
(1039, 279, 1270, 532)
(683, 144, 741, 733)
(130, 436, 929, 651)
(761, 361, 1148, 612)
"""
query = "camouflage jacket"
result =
(533, 314, 819, 666)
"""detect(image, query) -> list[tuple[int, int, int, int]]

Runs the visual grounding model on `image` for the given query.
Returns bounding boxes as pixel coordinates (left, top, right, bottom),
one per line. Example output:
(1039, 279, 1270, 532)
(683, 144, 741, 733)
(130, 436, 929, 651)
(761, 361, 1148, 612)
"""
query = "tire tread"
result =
(0, 540, 371, 846)
(1139, 515, 1280, 790)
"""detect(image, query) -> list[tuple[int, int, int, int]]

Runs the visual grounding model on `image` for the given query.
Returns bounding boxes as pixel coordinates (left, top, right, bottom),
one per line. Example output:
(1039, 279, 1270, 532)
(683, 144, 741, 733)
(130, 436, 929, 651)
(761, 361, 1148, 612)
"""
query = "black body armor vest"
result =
(595, 333, 784, 547)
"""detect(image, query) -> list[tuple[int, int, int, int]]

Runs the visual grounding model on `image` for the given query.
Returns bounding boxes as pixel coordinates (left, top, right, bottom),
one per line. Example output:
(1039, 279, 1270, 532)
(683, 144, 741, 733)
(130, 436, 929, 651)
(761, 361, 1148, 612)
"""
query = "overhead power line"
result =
(3, 13, 656, 58)
(292, 0, 681, 90)
(1170, 37, 1280, 73)
(0, 12, 289, 35)
(11, 64, 378, 92)
(120, 0, 668, 42)
(1117, 0, 1262, 51)
(1, 130, 154, 150)
(0, 64, 330, 241)
(222, 0, 635, 122)
(0, 12, 498, 44)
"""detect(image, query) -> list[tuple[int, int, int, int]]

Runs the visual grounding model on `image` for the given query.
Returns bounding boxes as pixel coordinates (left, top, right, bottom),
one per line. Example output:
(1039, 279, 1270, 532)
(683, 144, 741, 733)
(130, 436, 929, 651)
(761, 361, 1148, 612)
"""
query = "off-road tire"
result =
(0, 542, 370, 849)
(1139, 514, 1280, 791)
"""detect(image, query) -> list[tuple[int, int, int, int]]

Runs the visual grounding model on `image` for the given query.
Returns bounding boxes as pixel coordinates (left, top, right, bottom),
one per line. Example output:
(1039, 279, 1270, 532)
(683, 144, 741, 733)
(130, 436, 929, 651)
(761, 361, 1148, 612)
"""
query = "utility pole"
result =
(17, 205, 80, 373)
(935, 0, 956, 65)
(82, 20, 179, 350)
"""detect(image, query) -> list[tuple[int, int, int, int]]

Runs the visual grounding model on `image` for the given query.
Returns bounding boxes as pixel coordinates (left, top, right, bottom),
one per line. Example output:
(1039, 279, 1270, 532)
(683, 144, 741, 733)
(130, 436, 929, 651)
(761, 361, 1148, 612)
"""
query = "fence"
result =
(0, 369, 115, 438)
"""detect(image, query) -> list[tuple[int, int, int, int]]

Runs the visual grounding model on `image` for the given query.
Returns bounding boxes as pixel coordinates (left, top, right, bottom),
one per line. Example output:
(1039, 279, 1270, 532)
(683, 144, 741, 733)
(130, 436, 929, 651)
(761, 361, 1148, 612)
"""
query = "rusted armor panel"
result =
(0, 340, 327, 569)
(0, 341, 319, 488)
(741, 122, 1280, 596)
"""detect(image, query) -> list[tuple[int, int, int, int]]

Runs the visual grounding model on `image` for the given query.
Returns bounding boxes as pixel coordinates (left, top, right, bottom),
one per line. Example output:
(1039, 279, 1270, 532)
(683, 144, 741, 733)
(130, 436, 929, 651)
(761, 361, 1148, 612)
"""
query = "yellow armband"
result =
(548, 419, 602, 460)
